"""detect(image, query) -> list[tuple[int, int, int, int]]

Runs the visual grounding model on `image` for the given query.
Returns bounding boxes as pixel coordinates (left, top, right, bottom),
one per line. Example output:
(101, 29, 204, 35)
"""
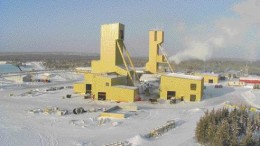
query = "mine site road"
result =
(1, 79, 81, 95)
(0, 69, 76, 77)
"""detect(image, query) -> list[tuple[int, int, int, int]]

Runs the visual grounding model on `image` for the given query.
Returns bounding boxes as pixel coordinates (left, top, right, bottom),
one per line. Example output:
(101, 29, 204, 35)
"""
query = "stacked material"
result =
(27, 106, 68, 116)
(148, 120, 175, 138)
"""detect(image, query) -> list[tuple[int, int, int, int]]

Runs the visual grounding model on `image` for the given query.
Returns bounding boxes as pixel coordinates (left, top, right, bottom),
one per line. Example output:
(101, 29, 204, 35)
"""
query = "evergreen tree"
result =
(195, 107, 260, 146)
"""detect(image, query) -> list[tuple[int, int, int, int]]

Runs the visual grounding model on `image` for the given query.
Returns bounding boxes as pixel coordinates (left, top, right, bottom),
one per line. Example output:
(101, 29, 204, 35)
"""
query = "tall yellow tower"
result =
(74, 23, 139, 102)
(92, 23, 124, 73)
(91, 23, 139, 85)
(145, 30, 173, 74)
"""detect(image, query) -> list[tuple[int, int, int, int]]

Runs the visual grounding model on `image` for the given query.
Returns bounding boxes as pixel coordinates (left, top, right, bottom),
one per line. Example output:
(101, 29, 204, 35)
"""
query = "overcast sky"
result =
(0, 0, 259, 61)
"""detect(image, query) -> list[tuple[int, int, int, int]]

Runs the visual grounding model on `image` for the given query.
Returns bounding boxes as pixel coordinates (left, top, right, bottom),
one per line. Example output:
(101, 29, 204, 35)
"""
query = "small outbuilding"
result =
(160, 73, 204, 102)
(195, 73, 219, 84)
(23, 74, 33, 82)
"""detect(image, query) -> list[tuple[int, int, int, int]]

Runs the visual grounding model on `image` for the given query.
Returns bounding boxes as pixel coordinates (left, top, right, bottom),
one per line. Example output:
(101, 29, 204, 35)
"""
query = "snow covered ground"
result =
(24, 62, 45, 70)
(242, 89, 260, 109)
(0, 76, 257, 146)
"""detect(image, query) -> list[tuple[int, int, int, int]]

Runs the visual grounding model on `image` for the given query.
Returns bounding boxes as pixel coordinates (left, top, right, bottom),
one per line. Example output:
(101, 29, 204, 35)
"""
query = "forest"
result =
(196, 108, 260, 146)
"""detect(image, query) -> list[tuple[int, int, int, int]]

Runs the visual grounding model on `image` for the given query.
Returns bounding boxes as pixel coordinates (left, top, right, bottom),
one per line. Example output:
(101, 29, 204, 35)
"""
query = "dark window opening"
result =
(167, 91, 176, 100)
(98, 92, 106, 100)
(190, 84, 197, 90)
(190, 95, 196, 101)
(209, 79, 213, 83)
(86, 84, 92, 94)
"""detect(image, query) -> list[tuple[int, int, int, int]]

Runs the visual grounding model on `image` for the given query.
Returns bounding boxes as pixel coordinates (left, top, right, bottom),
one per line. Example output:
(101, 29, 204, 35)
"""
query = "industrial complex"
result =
(2, 1, 260, 145)
(73, 22, 205, 102)
(1, 23, 260, 146)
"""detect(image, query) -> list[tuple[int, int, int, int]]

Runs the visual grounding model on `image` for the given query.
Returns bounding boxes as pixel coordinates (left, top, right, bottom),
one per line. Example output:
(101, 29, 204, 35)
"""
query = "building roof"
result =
(240, 76, 260, 81)
(165, 73, 203, 80)
(196, 72, 219, 77)
(113, 85, 138, 90)
(75, 67, 92, 71)
(101, 74, 126, 79)
(140, 74, 159, 82)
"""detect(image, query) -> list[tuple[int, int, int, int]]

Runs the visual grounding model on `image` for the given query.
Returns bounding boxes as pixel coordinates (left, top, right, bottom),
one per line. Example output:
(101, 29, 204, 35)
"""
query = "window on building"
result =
(106, 82, 109, 86)
(209, 79, 213, 83)
(190, 95, 196, 101)
(86, 84, 92, 90)
(86, 84, 92, 94)
(190, 84, 197, 90)
(167, 91, 176, 100)
(98, 92, 106, 100)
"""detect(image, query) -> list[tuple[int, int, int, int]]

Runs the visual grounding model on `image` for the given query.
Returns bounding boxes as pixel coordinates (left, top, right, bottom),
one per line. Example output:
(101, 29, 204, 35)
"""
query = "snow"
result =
(25, 62, 45, 70)
(139, 74, 160, 82)
(240, 76, 260, 80)
(75, 67, 92, 71)
(113, 85, 138, 90)
(0, 72, 256, 146)
(197, 72, 219, 77)
(165, 73, 203, 80)
(242, 90, 260, 109)
(127, 134, 149, 146)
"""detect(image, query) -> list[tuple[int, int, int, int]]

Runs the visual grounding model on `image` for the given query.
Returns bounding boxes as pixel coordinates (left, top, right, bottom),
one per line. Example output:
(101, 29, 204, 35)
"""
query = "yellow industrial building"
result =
(144, 30, 205, 102)
(145, 30, 173, 74)
(74, 23, 139, 102)
(195, 73, 219, 84)
(160, 73, 204, 101)
(74, 23, 206, 103)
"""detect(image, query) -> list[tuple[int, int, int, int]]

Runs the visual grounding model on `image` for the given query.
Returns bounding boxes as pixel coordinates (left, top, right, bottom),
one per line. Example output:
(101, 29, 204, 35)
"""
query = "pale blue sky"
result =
(1, 0, 259, 60)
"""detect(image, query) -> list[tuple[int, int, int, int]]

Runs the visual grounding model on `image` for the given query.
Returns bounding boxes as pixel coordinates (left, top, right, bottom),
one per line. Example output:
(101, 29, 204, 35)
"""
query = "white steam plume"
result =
(170, 0, 260, 64)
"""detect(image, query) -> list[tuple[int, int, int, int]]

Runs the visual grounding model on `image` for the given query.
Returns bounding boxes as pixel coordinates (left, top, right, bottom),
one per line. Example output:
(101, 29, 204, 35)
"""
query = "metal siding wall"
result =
(85, 74, 135, 102)
(160, 76, 203, 101)
(73, 83, 86, 94)
(107, 87, 136, 102)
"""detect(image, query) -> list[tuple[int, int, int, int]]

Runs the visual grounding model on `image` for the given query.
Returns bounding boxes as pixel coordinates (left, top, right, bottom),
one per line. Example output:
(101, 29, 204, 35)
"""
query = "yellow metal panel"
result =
(84, 73, 95, 83)
(100, 113, 125, 119)
(107, 86, 137, 102)
(100, 23, 124, 66)
(92, 23, 125, 73)
(73, 82, 86, 94)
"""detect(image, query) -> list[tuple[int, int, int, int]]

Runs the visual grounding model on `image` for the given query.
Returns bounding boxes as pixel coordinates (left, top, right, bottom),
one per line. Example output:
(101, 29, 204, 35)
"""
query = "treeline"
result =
(0, 53, 98, 69)
(173, 59, 260, 75)
(0, 53, 147, 69)
(196, 108, 260, 146)
(0, 53, 259, 73)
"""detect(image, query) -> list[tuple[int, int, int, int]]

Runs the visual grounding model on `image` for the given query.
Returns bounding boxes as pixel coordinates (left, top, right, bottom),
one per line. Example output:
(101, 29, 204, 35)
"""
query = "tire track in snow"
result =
(37, 132, 59, 146)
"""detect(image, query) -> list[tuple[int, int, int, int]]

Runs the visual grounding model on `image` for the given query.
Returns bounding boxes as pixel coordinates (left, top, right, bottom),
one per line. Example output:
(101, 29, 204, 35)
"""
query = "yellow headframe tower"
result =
(92, 23, 124, 72)
(145, 30, 174, 74)
(91, 23, 139, 85)
(74, 23, 139, 102)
